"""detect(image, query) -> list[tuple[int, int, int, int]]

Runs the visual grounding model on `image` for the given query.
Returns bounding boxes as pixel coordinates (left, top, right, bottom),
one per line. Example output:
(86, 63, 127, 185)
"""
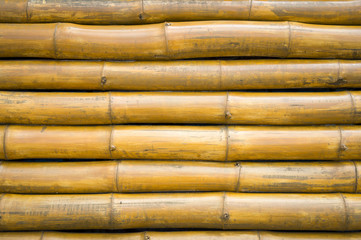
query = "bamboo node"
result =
(341, 144, 348, 151)
(225, 111, 232, 119)
(165, 22, 171, 26)
(234, 162, 240, 167)
(145, 236, 150, 240)
(101, 76, 107, 85)
(138, 14, 143, 20)
(222, 213, 230, 221)
(110, 145, 116, 151)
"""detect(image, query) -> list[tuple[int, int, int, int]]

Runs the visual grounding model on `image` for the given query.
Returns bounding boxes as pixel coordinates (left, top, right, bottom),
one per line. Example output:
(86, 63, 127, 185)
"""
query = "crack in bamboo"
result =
(351, 160, 358, 193)
(114, 161, 120, 193)
(235, 162, 242, 192)
(52, 23, 59, 59)
(348, 91, 356, 123)
(39, 231, 44, 240)
(248, 0, 253, 20)
(2, 126, 8, 161)
(286, 21, 293, 58)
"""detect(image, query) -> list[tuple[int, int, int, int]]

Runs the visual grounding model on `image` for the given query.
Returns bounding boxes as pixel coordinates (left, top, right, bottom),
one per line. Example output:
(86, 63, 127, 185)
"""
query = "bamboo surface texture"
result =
(0, 193, 360, 231)
(1, 125, 361, 161)
(1, 22, 361, 60)
(1, 91, 361, 125)
(1, 0, 360, 25)
(0, 60, 361, 90)
(1, 231, 361, 240)
(1, 160, 360, 194)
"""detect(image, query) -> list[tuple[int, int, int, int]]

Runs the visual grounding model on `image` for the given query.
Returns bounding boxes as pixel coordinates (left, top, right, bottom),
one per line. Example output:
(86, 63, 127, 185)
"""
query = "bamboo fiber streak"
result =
(1, 91, 361, 125)
(0, 193, 360, 231)
(1, 160, 360, 194)
(0, 125, 360, 161)
(1, 231, 361, 240)
(1, 0, 360, 25)
(1, 22, 360, 60)
(1, 60, 361, 90)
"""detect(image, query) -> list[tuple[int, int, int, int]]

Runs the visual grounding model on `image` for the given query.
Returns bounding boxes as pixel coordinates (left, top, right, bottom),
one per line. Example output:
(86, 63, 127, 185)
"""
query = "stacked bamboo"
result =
(0, 0, 361, 239)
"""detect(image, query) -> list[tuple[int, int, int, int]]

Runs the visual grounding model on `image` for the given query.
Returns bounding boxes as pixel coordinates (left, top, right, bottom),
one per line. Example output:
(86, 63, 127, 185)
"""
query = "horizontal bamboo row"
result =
(1, 160, 360, 194)
(1, 231, 361, 240)
(1, 91, 360, 125)
(1, 60, 361, 90)
(1, 22, 360, 60)
(1, 0, 360, 25)
(0, 193, 360, 231)
(1, 125, 360, 161)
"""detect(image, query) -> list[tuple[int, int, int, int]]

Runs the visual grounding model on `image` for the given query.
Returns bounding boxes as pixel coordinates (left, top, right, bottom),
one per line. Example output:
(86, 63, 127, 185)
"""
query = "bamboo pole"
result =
(0, 60, 360, 90)
(0, 125, 360, 161)
(1, 231, 361, 240)
(0, 0, 360, 25)
(0, 160, 359, 194)
(1, 91, 361, 125)
(0, 193, 360, 231)
(0, 22, 360, 60)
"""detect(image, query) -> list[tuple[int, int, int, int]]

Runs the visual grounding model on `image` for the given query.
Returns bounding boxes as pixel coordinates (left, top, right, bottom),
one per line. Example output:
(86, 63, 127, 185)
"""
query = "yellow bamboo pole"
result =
(0, 193, 360, 231)
(0, 60, 360, 90)
(0, 125, 360, 161)
(1, 0, 360, 25)
(1, 231, 361, 240)
(1, 91, 361, 125)
(0, 160, 359, 194)
(0, 22, 360, 60)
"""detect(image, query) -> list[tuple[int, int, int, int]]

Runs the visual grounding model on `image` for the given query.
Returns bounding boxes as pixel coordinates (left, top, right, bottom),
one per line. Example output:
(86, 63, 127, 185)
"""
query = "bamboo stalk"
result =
(0, 0, 360, 25)
(0, 193, 360, 231)
(0, 160, 359, 194)
(0, 125, 360, 161)
(0, 60, 360, 90)
(0, 22, 360, 60)
(1, 91, 361, 125)
(1, 231, 361, 240)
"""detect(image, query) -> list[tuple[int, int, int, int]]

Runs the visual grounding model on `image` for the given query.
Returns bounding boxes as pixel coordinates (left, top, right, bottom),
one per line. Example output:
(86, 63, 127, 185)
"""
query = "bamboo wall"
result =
(0, 0, 361, 238)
